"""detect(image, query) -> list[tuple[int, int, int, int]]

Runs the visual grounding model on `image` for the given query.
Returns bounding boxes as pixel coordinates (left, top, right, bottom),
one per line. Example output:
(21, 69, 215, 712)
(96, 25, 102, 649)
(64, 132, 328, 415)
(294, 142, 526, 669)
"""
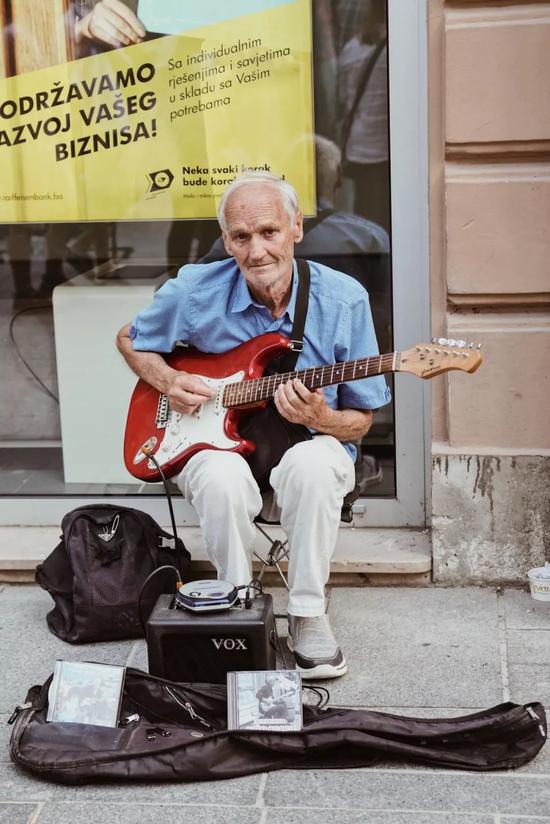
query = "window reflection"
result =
(0, 0, 393, 498)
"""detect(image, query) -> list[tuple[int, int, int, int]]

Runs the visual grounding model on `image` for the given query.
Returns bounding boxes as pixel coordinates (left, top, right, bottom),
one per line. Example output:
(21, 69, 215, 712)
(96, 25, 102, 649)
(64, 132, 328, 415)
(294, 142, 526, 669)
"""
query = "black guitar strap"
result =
(277, 257, 310, 374)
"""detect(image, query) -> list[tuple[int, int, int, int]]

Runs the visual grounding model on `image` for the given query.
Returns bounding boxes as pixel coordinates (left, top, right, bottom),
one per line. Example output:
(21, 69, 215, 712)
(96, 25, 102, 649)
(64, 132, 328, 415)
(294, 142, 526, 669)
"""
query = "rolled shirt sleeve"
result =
(129, 269, 195, 353)
(337, 290, 392, 411)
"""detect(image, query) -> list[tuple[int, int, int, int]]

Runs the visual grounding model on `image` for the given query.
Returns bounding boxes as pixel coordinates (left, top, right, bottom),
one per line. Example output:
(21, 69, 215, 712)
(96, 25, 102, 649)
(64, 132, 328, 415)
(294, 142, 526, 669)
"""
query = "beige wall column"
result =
(429, 0, 550, 583)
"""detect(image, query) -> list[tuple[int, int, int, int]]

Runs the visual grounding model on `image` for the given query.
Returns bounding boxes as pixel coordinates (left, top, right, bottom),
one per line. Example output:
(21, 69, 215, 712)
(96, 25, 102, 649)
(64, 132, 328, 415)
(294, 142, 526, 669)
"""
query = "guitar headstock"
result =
(399, 338, 483, 379)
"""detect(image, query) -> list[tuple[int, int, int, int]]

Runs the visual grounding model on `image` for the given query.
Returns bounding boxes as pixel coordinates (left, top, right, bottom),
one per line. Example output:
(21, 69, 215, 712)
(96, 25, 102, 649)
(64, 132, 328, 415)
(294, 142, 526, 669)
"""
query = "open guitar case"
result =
(9, 667, 547, 784)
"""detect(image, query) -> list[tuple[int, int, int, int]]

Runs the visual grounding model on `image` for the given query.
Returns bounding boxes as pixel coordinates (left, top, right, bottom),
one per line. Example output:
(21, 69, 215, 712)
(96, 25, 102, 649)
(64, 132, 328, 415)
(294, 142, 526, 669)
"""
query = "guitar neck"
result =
(223, 353, 399, 408)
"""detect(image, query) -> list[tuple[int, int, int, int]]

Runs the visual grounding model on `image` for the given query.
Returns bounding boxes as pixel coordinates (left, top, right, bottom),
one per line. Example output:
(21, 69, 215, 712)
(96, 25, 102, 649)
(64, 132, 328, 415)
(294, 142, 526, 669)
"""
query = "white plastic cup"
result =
(527, 565, 550, 602)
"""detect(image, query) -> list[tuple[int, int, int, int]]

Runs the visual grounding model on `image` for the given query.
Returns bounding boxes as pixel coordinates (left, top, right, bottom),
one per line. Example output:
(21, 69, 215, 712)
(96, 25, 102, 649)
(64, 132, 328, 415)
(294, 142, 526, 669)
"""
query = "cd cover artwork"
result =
(47, 661, 126, 727)
(227, 670, 302, 732)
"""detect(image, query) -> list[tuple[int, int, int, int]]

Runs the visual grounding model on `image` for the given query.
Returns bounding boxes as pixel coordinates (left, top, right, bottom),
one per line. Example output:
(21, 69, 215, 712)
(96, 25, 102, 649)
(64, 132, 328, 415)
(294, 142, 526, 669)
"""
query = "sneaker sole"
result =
(287, 636, 347, 679)
(295, 660, 348, 679)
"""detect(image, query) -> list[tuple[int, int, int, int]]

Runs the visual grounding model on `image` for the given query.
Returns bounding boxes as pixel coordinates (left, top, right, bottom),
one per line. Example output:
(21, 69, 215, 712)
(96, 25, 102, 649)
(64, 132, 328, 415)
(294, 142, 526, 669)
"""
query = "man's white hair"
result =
(217, 171, 300, 232)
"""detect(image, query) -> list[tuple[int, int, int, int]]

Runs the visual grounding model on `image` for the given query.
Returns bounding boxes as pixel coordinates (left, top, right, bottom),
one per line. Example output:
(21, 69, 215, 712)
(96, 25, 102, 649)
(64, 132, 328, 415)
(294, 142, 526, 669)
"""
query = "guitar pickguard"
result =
(132, 371, 245, 469)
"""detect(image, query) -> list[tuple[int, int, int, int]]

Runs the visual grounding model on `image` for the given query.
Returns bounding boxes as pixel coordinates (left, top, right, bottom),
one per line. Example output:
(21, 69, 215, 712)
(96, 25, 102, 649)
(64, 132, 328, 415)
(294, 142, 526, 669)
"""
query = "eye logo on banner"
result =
(146, 168, 174, 194)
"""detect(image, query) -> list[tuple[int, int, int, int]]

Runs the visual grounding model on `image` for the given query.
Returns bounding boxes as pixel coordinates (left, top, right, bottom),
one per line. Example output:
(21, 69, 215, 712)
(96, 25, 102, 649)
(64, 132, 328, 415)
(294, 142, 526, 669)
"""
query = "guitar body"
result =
(124, 332, 292, 482)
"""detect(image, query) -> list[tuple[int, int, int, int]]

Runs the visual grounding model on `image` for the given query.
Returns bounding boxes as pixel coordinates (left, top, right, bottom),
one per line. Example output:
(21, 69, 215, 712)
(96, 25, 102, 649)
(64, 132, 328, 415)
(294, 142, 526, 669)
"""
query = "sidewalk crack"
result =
(496, 592, 511, 703)
(255, 772, 268, 809)
(28, 802, 44, 824)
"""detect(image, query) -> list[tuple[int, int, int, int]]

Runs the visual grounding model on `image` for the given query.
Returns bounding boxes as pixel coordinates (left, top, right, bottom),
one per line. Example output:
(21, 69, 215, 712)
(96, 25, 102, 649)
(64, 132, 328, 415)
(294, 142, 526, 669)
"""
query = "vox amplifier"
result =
(146, 593, 277, 684)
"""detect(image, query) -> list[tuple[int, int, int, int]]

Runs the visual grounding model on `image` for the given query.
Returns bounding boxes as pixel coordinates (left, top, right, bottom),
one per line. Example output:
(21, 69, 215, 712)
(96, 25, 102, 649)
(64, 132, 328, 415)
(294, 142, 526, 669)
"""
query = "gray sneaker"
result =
(287, 614, 347, 679)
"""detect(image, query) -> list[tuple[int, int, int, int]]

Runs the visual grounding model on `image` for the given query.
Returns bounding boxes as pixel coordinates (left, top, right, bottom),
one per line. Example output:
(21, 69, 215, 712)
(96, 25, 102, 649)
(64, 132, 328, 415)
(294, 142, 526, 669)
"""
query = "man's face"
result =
(222, 183, 303, 296)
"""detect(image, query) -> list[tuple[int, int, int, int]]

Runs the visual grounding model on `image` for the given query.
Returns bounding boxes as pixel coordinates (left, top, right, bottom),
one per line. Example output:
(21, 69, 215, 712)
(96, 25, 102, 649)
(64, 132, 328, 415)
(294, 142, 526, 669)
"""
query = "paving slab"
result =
(325, 588, 502, 707)
(0, 586, 134, 713)
(506, 630, 550, 665)
(507, 666, 550, 713)
(0, 804, 37, 823)
(263, 770, 550, 817)
(502, 590, 550, 630)
(125, 639, 148, 672)
(35, 803, 262, 824)
(0, 765, 54, 802)
(502, 819, 550, 823)
(505, 628, 550, 708)
(265, 811, 494, 824)
(0, 764, 261, 805)
(0, 716, 14, 763)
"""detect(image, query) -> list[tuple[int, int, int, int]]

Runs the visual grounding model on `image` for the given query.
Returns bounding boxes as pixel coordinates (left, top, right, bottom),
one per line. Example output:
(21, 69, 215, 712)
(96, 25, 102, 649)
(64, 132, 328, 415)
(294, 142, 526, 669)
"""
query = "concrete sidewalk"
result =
(1, 583, 549, 823)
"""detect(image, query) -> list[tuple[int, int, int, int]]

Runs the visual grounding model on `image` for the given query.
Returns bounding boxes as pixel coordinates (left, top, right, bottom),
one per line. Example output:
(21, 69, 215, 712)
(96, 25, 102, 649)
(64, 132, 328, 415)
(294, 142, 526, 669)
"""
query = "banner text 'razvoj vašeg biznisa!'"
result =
(0, 0, 315, 222)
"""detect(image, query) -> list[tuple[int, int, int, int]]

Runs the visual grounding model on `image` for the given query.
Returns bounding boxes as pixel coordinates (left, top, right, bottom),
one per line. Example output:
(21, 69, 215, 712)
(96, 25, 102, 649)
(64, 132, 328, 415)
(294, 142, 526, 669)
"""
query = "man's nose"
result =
(248, 235, 266, 261)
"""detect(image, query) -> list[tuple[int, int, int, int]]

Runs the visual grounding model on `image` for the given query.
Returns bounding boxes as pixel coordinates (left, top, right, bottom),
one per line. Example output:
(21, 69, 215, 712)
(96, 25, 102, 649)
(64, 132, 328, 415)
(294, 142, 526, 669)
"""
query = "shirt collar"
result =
(231, 259, 298, 321)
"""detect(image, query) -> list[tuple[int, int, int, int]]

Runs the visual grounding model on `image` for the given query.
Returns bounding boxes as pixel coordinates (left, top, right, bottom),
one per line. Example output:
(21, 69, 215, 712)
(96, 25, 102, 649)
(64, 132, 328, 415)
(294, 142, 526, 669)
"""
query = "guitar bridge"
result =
(155, 394, 170, 428)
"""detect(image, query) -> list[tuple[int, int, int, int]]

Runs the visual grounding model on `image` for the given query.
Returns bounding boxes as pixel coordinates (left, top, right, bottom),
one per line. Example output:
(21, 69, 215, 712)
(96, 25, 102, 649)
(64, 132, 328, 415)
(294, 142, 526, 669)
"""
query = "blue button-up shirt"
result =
(130, 258, 391, 459)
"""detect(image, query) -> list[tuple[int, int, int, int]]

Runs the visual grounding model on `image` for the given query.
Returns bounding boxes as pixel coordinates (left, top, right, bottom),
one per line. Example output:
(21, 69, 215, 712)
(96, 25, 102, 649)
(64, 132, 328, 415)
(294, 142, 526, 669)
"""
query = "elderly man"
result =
(117, 171, 390, 678)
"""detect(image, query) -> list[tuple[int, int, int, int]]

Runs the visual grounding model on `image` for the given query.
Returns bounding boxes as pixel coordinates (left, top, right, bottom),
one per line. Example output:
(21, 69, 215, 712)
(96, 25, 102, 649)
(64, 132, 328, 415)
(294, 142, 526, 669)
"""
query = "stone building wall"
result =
(429, 0, 550, 583)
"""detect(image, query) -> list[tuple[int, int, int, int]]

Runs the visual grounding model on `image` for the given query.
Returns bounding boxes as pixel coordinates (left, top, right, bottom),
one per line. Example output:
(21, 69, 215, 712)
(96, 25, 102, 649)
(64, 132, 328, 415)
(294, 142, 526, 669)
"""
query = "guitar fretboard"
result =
(222, 352, 399, 408)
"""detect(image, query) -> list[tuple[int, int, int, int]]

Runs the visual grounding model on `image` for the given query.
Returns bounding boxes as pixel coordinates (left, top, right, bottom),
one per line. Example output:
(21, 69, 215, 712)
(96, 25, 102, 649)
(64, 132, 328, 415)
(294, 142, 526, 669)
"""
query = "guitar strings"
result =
(222, 352, 397, 409)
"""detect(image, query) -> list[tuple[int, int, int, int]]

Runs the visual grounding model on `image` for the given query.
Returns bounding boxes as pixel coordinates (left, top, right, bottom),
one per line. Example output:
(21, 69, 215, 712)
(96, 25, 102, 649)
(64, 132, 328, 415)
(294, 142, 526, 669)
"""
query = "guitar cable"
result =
(136, 448, 188, 632)
(141, 449, 181, 552)
(9, 304, 60, 403)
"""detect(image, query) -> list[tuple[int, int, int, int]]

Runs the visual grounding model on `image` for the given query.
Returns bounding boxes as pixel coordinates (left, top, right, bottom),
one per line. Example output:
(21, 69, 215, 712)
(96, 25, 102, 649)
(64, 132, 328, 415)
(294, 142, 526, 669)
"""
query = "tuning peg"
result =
(476, 343, 482, 350)
(437, 337, 448, 346)
(431, 337, 437, 343)
(447, 338, 456, 346)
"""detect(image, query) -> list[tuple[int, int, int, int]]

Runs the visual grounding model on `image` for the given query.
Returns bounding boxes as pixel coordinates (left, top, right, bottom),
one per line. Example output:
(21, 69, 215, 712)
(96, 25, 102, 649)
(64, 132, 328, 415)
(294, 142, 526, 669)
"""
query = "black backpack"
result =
(9, 667, 547, 784)
(35, 505, 190, 644)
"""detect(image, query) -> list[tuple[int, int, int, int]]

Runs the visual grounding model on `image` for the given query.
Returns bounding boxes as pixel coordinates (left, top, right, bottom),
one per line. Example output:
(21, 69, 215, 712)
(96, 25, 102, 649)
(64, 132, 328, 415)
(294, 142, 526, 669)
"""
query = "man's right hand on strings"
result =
(166, 373, 216, 416)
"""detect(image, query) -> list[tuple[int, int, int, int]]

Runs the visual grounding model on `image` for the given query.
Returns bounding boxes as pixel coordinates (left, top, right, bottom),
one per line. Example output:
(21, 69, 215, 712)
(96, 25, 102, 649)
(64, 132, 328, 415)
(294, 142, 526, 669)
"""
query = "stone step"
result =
(0, 526, 432, 584)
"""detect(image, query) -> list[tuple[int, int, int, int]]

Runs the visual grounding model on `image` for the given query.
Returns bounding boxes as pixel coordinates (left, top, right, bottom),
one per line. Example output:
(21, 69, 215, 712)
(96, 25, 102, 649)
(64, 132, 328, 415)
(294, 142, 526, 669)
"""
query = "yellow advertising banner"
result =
(0, 0, 315, 222)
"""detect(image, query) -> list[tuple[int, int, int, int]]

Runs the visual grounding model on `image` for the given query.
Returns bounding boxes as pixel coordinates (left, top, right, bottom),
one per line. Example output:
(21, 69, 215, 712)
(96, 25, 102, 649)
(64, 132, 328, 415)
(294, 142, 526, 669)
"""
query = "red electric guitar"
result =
(124, 333, 482, 482)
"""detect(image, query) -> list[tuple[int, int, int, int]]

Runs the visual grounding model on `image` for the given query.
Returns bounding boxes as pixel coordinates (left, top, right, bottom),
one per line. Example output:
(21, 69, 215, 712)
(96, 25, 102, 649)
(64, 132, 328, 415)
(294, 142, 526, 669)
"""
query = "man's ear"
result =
(222, 232, 234, 257)
(293, 211, 304, 244)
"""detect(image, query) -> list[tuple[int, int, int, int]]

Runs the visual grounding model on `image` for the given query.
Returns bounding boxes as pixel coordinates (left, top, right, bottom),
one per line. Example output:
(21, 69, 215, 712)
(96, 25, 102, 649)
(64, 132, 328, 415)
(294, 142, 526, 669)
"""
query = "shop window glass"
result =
(0, 0, 393, 498)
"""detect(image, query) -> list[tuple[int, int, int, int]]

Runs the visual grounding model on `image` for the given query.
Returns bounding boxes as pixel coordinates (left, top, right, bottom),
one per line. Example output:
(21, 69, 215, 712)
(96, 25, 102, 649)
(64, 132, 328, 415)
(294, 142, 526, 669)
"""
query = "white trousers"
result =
(177, 436, 355, 616)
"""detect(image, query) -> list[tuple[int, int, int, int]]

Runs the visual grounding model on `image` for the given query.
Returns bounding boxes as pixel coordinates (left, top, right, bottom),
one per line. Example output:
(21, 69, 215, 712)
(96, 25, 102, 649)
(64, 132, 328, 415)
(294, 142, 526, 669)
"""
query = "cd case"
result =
(47, 661, 126, 727)
(227, 670, 302, 732)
